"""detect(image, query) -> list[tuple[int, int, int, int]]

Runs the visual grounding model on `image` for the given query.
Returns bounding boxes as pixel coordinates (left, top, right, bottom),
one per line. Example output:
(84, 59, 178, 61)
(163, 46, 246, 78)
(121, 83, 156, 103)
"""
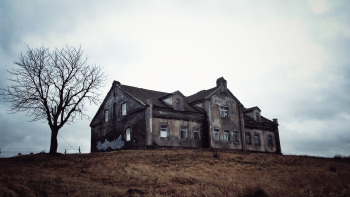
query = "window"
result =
(160, 125, 168, 138)
(219, 106, 229, 117)
(224, 130, 230, 142)
(233, 131, 239, 143)
(126, 128, 131, 141)
(176, 99, 180, 110)
(180, 126, 187, 139)
(193, 128, 200, 140)
(213, 129, 219, 141)
(267, 135, 273, 146)
(256, 112, 259, 122)
(105, 110, 108, 122)
(254, 134, 260, 145)
(245, 133, 251, 144)
(122, 103, 126, 116)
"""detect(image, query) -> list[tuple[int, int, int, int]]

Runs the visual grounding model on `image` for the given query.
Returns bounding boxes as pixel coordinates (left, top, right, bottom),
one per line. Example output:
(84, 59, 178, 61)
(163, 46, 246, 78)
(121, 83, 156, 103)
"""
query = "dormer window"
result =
(219, 106, 229, 117)
(255, 112, 259, 122)
(175, 99, 180, 110)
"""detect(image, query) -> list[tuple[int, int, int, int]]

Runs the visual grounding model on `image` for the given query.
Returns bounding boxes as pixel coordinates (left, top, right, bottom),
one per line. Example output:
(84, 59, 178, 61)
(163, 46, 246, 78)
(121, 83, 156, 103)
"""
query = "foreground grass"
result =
(0, 149, 350, 197)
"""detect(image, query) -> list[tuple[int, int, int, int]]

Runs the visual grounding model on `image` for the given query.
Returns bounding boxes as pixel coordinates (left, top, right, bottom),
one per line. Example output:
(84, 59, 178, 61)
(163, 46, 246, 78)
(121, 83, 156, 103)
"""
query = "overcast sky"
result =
(1, 0, 349, 158)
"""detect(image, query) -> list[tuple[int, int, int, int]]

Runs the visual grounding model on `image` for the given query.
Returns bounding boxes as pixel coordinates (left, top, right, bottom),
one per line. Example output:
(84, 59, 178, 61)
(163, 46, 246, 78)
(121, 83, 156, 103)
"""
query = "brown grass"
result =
(1, 149, 350, 197)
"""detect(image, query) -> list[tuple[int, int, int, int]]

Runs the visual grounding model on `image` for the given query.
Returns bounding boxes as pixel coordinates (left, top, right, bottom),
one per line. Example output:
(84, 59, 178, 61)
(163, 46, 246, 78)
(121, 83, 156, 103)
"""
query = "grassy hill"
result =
(0, 149, 350, 197)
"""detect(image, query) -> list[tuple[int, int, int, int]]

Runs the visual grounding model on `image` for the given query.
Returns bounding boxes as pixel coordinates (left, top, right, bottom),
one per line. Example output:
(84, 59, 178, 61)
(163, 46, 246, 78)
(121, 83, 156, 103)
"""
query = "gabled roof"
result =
(186, 87, 218, 104)
(243, 114, 276, 131)
(119, 85, 200, 113)
(244, 106, 261, 112)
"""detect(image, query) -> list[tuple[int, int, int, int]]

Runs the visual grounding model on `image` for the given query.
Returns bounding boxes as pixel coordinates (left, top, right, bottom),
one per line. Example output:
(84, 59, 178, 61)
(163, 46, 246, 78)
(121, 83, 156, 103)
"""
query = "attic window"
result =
(176, 99, 180, 110)
(219, 106, 229, 117)
(122, 103, 126, 116)
(256, 112, 259, 122)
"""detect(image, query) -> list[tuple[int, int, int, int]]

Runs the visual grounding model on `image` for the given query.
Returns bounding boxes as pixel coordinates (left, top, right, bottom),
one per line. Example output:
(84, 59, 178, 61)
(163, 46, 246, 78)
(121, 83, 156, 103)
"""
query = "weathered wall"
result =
(245, 129, 277, 153)
(206, 91, 243, 150)
(152, 108, 204, 148)
(91, 86, 146, 152)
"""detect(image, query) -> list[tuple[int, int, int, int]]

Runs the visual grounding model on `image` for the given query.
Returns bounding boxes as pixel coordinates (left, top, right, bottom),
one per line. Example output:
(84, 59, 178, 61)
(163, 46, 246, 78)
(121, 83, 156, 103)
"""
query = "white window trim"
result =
(224, 130, 230, 142)
(219, 106, 229, 118)
(213, 129, 220, 141)
(160, 125, 168, 138)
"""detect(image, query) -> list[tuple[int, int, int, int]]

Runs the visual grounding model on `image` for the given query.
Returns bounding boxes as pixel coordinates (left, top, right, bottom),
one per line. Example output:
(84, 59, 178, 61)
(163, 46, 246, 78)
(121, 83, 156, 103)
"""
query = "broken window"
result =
(180, 126, 187, 139)
(126, 128, 131, 141)
(213, 129, 219, 141)
(193, 127, 200, 140)
(267, 135, 273, 146)
(122, 103, 126, 116)
(105, 110, 108, 122)
(219, 106, 229, 117)
(224, 130, 230, 142)
(245, 133, 251, 144)
(233, 131, 239, 143)
(254, 134, 260, 145)
(160, 125, 168, 138)
(176, 99, 180, 110)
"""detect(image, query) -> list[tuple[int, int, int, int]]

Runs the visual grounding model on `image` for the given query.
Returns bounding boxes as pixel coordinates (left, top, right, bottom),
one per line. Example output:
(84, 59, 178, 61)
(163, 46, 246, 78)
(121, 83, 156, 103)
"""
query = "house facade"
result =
(90, 77, 281, 154)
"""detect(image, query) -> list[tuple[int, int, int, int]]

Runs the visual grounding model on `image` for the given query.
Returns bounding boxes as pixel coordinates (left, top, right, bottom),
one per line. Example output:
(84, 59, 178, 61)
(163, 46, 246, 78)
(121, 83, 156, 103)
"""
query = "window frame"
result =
(104, 110, 108, 122)
(126, 128, 131, 141)
(213, 129, 220, 141)
(175, 99, 180, 110)
(219, 106, 229, 118)
(180, 126, 187, 139)
(245, 132, 251, 144)
(233, 131, 239, 143)
(255, 112, 259, 122)
(121, 103, 126, 116)
(193, 127, 200, 141)
(254, 133, 260, 145)
(224, 130, 230, 142)
(160, 124, 168, 138)
(267, 135, 273, 147)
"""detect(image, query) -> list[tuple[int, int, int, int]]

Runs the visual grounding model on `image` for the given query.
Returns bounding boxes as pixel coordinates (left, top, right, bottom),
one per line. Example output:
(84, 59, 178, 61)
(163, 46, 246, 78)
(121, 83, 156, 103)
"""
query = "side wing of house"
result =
(90, 81, 147, 152)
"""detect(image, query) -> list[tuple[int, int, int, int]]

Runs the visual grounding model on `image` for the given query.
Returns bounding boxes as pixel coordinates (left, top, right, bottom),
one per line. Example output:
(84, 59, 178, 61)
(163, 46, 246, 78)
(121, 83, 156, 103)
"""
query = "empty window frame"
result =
(254, 134, 260, 145)
(193, 127, 200, 140)
(224, 130, 230, 142)
(121, 103, 126, 116)
(176, 99, 180, 110)
(245, 133, 251, 144)
(126, 128, 131, 141)
(213, 129, 219, 141)
(233, 131, 239, 143)
(267, 135, 273, 146)
(180, 126, 187, 139)
(105, 110, 108, 122)
(219, 106, 229, 117)
(160, 125, 168, 138)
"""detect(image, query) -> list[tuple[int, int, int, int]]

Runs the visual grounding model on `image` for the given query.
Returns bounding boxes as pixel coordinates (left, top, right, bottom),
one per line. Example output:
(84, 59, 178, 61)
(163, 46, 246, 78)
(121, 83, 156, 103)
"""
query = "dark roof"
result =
(244, 106, 261, 112)
(120, 85, 200, 113)
(186, 87, 218, 103)
(243, 114, 275, 131)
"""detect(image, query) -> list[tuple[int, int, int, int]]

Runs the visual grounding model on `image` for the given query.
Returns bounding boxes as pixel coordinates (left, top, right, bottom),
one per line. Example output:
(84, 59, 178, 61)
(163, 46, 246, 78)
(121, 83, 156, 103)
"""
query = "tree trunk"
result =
(49, 128, 59, 154)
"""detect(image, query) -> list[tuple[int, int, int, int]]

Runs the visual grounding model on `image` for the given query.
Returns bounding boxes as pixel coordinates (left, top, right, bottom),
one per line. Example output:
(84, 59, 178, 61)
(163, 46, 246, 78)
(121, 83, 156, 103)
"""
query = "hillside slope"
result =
(1, 149, 350, 197)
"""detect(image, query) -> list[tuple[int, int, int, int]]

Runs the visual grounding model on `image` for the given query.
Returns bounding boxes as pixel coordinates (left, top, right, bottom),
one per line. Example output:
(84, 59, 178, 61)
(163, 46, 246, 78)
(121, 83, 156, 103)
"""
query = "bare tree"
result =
(1, 45, 106, 154)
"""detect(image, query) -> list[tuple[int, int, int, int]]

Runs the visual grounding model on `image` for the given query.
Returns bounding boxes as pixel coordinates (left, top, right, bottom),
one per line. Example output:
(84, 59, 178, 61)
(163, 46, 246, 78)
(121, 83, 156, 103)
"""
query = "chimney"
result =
(112, 80, 121, 86)
(273, 119, 278, 124)
(216, 77, 227, 87)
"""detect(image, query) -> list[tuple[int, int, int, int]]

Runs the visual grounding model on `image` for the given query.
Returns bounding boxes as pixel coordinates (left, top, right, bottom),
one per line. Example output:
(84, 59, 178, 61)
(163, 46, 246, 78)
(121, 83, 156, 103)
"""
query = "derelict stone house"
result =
(90, 77, 281, 154)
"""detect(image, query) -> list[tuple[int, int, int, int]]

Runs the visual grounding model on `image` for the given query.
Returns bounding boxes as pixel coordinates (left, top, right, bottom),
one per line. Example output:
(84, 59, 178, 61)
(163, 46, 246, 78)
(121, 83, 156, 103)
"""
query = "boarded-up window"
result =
(254, 134, 260, 145)
(219, 106, 229, 117)
(193, 127, 200, 140)
(213, 129, 219, 141)
(122, 103, 126, 116)
(267, 135, 273, 146)
(126, 128, 131, 141)
(246, 133, 251, 144)
(180, 126, 187, 139)
(161, 125, 168, 138)
(233, 131, 239, 142)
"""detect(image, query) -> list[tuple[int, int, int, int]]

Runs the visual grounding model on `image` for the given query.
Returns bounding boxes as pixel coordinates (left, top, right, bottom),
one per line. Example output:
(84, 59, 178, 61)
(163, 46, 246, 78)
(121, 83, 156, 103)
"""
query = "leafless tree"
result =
(1, 45, 106, 154)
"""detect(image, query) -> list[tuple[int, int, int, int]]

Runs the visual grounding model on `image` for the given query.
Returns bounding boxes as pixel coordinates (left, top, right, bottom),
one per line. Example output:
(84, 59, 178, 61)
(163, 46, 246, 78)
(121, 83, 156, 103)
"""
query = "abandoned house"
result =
(90, 77, 281, 154)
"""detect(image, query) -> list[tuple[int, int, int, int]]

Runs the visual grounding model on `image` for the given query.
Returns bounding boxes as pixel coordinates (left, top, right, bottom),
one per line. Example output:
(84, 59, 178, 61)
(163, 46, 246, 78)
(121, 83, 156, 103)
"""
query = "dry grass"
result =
(1, 149, 350, 197)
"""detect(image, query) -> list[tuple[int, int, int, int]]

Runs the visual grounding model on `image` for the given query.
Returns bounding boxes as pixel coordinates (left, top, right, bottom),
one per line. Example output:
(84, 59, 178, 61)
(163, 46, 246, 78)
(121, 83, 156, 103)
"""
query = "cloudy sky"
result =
(1, 0, 349, 158)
